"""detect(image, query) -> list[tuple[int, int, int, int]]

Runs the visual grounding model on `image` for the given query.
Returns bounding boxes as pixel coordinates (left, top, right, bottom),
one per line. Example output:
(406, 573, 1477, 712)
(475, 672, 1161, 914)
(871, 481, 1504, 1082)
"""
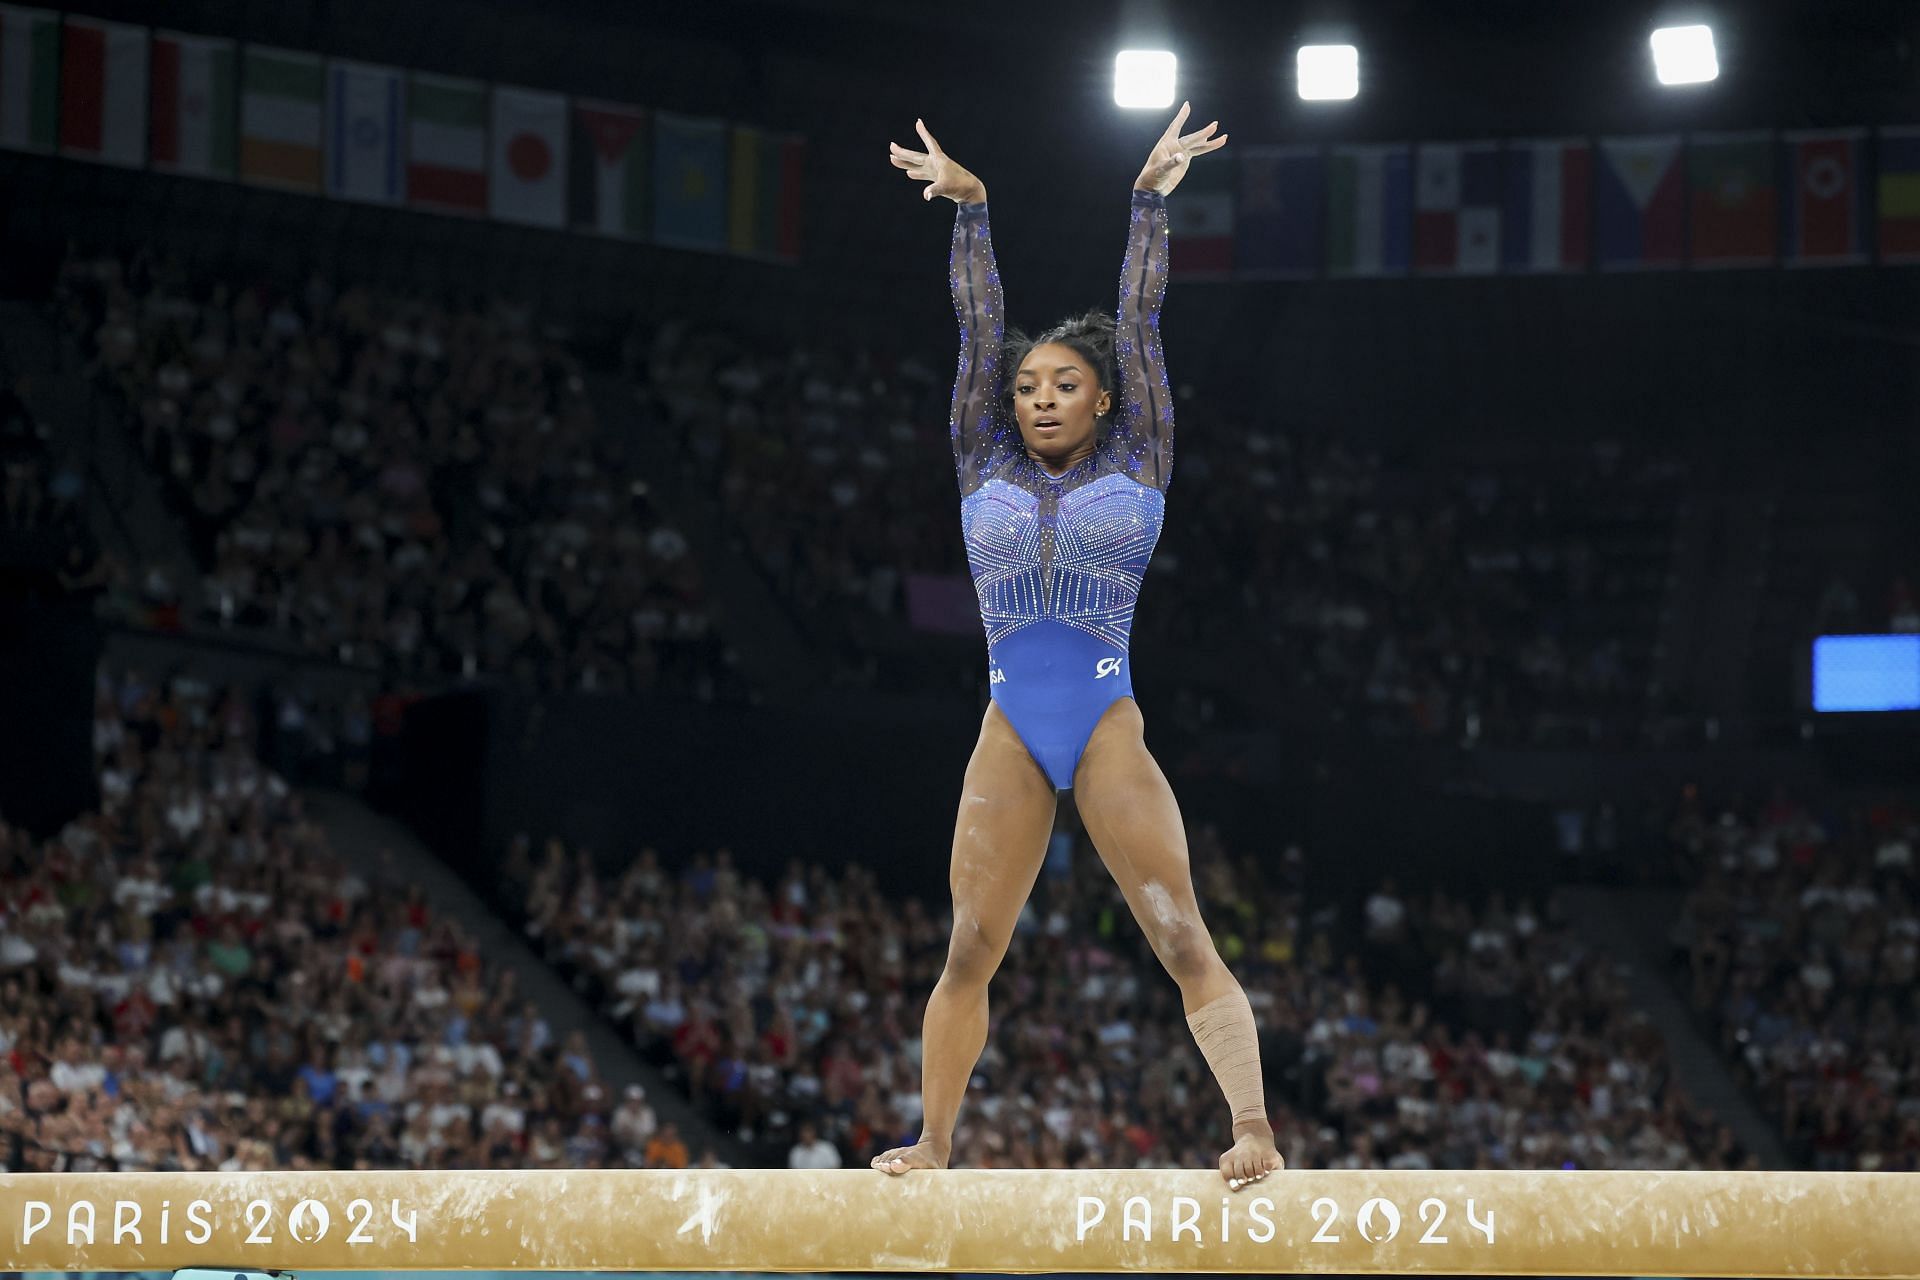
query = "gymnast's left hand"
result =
(1133, 101, 1228, 196)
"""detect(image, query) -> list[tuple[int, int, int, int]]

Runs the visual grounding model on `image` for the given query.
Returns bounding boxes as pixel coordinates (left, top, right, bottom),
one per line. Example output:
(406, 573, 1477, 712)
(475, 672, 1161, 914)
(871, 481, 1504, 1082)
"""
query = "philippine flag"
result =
(1595, 135, 1684, 269)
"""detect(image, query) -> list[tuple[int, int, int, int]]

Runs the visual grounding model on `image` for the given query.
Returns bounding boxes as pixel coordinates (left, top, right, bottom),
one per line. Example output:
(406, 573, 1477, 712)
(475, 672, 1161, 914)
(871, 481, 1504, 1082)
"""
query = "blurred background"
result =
(2, 0, 1918, 1243)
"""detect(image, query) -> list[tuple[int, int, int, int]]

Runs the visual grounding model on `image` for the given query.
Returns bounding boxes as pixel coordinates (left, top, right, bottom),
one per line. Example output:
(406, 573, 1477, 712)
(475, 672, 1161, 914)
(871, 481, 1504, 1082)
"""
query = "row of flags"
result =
(1171, 130, 1920, 278)
(0, 7, 805, 262)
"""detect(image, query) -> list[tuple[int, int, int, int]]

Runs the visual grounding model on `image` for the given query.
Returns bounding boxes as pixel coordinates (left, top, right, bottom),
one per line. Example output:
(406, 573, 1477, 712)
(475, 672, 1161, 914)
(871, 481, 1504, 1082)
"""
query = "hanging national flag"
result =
(571, 98, 648, 239)
(58, 16, 145, 167)
(652, 110, 728, 252)
(1877, 126, 1920, 265)
(1414, 142, 1500, 274)
(1595, 135, 1683, 269)
(1166, 146, 1233, 280)
(1687, 131, 1776, 267)
(0, 5, 59, 154)
(239, 45, 322, 191)
(491, 85, 566, 228)
(1234, 144, 1321, 279)
(1782, 129, 1867, 266)
(325, 61, 402, 204)
(1501, 138, 1591, 272)
(728, 123, 803, 263)
(1326, 144, 1411, 277)
(150, 30, 234, 178)
(407, 72, 486, 214)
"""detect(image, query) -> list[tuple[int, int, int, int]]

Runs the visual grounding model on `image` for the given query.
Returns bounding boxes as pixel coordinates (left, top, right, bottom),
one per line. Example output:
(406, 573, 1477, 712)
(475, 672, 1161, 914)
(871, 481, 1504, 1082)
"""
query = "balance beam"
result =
(4, 1168, 1917, 1275)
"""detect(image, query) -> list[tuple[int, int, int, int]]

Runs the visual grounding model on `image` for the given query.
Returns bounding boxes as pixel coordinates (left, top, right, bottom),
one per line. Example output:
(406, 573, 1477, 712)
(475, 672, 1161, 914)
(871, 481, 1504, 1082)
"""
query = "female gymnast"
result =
(873, 105, 1283, 1190)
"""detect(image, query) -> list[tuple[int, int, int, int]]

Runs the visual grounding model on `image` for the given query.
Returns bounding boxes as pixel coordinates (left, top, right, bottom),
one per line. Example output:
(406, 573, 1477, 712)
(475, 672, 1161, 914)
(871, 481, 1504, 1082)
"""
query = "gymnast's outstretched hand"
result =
(1133, 100, 1228, 195)
(888, 118, 986, 204)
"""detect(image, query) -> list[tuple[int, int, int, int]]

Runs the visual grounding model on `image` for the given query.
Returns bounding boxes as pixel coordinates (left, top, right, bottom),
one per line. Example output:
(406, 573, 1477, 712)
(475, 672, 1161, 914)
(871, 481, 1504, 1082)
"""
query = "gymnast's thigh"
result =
(942, 702, 1059, 974)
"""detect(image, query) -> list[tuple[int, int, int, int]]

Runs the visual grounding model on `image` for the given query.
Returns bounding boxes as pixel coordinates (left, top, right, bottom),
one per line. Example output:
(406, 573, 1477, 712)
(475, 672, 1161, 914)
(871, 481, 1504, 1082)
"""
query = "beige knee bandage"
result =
(1185, 989, 1268, 1128)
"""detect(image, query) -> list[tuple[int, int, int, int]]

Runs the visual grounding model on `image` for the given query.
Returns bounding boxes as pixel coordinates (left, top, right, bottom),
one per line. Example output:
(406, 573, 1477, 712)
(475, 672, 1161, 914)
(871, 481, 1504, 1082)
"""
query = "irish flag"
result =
(239, 45, 321, 191)
(407, 72, 486, 214)
(58, 16, 146, 166)
(0, 4, 58, 154)
(151, 30, 235, 178)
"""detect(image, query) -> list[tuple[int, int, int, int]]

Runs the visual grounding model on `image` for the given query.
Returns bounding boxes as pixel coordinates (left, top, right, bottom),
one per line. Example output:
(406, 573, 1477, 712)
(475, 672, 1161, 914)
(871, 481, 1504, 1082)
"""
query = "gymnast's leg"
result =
(1072, 696, 1284, 1189)
(873, 700, 1058, 1173)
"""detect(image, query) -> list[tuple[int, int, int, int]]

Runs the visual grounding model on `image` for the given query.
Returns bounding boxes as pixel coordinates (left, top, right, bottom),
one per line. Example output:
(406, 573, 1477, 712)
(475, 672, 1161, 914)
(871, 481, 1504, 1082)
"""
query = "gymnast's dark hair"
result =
(1002, 308, 1118, 418)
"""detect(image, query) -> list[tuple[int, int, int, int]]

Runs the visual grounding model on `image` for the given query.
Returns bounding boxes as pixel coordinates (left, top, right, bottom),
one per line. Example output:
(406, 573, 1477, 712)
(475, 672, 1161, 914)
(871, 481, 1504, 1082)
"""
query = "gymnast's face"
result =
(1013, 342, 1111, 463)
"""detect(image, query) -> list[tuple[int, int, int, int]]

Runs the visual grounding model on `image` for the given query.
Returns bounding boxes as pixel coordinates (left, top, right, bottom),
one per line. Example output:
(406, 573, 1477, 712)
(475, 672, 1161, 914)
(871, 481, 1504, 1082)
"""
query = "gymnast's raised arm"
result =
(1116, 102, 1228, 492)
(889, 119, 1007, 494)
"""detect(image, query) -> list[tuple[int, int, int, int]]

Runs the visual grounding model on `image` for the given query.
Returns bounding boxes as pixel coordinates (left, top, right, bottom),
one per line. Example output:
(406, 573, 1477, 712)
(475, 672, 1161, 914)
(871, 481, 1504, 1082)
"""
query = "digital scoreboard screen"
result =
(1813, 635, 1920, 712)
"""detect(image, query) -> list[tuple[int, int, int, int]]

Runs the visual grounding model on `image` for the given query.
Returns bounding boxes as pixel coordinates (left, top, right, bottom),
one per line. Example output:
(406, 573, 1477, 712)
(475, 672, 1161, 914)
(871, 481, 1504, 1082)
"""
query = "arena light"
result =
(1297, 44, 1359, 101)
(1114, 50, 1176, 109)
(1650, 24, 1717, 85)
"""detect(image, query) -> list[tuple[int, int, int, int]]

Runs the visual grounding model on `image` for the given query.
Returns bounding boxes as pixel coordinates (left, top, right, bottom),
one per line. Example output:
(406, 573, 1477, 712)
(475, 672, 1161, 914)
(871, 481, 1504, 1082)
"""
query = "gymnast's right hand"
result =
(889, 118, 986, 204)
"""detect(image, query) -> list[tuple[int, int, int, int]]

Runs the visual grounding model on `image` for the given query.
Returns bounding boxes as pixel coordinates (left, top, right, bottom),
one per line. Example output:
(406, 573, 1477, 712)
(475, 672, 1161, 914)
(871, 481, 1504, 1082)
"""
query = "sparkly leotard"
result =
(948, 188, 1173, 790)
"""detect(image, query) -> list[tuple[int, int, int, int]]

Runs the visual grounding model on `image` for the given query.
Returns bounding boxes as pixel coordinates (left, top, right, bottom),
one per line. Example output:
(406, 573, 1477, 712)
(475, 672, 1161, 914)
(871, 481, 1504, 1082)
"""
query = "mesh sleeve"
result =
(949, 200, 1013, 496)
(1112, 188, 1174, 491)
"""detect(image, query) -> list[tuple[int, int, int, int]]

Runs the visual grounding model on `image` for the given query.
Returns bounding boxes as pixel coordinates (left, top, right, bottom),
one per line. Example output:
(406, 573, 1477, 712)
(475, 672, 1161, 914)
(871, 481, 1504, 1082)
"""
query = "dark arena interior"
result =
(1, 0, 1919, 1277)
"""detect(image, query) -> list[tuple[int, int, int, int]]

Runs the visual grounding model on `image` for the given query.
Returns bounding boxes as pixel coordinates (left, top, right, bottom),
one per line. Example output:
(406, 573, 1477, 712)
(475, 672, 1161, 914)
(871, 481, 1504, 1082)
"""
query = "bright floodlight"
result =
(1297, 44, 1359, 101)
(1650, 24, 1717, 85)
(1114, 50, 1176, 109)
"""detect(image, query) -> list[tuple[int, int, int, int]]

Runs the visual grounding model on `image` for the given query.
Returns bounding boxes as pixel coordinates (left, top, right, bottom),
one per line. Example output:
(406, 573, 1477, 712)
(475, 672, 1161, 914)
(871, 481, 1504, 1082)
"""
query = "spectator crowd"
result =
(55, 250, 734, 700)
(1670, 783, 1920, 1171)
(0, 669, 719, 1174)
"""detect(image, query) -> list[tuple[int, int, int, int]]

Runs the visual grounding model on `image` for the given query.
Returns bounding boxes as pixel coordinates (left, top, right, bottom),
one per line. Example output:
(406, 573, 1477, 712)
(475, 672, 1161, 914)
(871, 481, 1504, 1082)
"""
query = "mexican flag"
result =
(407, 72, 486, 214)
(0, 4, 58, 154)
(150, 30, 236, 178)
(239, 45, 322, 191)
(58, 16, 146, 166)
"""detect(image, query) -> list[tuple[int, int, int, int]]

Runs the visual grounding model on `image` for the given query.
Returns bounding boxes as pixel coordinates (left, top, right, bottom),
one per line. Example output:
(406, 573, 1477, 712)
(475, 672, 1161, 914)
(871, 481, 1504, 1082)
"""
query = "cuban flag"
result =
(1413, 142, 1501, 274)
(1595, 135, 1684, 269)
(1501, 139, 1591, 272)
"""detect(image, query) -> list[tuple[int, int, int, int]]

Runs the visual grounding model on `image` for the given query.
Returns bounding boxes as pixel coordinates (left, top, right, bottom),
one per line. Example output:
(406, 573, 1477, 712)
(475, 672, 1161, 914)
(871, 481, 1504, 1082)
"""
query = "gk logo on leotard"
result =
(1094, 657, 1124, 679)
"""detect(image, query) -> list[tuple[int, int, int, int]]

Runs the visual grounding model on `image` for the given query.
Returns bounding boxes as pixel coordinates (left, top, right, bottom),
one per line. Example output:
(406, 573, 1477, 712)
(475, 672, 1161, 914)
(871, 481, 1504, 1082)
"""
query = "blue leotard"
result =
(947, 188, 1174, 790)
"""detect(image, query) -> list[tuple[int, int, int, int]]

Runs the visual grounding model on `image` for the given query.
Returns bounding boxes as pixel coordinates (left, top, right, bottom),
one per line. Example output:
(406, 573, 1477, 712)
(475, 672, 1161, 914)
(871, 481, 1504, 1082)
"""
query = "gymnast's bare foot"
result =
(872, 1135, 951, 1174)
(1221, 1122, 1284, 1190)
